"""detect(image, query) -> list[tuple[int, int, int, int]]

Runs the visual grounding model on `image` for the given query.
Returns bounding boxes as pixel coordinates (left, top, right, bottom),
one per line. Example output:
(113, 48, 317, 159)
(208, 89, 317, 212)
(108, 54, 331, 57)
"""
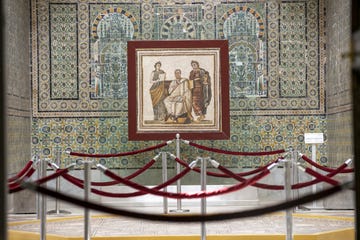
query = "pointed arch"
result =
(218, 6, 265, 39)
(91, 7, 139, 40)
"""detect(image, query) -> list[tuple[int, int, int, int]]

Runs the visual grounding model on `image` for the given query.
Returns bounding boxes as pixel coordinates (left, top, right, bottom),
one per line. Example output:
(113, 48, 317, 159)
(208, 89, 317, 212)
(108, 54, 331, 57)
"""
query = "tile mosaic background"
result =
(5, 0, 31, 174)
(325, 0, 353, 166)
(32, 0, 325, 117)
(28, 0, 352, 170)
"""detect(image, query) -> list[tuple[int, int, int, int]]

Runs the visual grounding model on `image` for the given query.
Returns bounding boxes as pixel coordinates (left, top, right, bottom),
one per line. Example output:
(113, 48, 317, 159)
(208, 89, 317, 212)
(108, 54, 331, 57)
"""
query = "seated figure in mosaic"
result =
(164, 69, 193, 124)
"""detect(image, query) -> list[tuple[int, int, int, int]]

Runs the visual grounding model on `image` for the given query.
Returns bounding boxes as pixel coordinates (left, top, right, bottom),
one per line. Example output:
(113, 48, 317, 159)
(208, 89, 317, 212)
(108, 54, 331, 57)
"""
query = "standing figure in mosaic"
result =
(163, 69, 193, 124)
(149, 61, 168, 121)
(189, 60, 212, 122)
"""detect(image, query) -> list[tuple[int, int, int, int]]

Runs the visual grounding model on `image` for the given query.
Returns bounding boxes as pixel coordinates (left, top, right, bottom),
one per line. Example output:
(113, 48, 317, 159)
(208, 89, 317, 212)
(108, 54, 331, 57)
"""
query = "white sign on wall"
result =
(304, 133, 324, 144)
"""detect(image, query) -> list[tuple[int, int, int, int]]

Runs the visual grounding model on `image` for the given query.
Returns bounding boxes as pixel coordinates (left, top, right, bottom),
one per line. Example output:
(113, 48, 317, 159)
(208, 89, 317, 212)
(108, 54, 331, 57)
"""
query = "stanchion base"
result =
(47, 209, 72, 215)
(296, 205, 310, 211)
(169, 209, 190, 213)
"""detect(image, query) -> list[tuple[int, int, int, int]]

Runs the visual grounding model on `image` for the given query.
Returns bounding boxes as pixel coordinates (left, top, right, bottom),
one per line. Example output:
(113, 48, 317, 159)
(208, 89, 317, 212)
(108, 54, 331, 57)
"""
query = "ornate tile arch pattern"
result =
(32, 0, 325, 117)
(32, 0, 141, 117)
(91, 7, 139, 40)
(216, 0, 325, 115)
(218, 6, 265, 39)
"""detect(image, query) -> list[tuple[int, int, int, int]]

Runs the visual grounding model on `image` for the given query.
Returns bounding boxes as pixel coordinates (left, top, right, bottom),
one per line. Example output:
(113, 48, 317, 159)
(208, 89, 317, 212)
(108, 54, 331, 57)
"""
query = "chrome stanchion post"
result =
(176, 133, 182, 211)
(40, 158, 47, 240)
(311, 144, 317, 208)
(47, 149, 71, 215)
(284, 157, 293, 240)
(161, 152, 168, 214)
(84, 160, 92, 240)
(170, 133, 189, 213)
(200, 157, 207, 240)
(36, 154, 41, 220)
(55, 149, 60, 214)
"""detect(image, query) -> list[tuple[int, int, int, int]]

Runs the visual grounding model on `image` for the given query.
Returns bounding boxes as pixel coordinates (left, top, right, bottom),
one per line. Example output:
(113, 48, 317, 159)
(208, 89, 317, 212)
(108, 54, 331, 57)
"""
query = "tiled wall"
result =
(31, 0, 329, 169)
(5, 0, 31, 174)
(325, 0, 353, 166)
(5, 0, 34, 213)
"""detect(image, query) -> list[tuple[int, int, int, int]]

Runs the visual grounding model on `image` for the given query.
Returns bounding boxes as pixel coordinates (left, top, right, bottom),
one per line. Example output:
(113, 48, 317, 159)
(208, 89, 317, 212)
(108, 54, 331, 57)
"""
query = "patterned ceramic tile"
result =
(29, 0, 339, 169)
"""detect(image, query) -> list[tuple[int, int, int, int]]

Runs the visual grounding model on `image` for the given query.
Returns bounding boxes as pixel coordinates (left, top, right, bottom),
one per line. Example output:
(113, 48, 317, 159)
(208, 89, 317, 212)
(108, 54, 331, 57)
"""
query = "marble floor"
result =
(8, 204, 355, 239)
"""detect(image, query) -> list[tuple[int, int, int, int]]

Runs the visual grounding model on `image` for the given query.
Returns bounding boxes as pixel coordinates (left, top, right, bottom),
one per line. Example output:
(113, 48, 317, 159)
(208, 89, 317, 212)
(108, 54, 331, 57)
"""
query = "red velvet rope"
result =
(8, 160, 34, 183)
(217, 164, 283, 190)
(62, 166, 192, 198)
(217, 161, 349, 190)
(64, 159, 157, 186)
(304, 167, 339, 186)
(8, 167, 37, 189)
(21, 179, 350, 223)
(187, 141, 286, 156)
(292, 162, 348, 189)
(69, 142, 168, 158)
(101, 167, 271, 199)
(9, 168, 69, 193)
(301, 154, 353, 173)
(174, 157, 280, 178)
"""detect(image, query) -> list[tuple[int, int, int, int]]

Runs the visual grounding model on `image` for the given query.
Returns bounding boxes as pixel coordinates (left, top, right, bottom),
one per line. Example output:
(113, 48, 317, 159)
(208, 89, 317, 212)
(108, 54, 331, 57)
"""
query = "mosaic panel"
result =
(279, 2, 307, 98)
(216, 0, 325, 115)
(49, 3, 78, 99)
(32, 0, 141, 117)
(89, 5, 140, 103)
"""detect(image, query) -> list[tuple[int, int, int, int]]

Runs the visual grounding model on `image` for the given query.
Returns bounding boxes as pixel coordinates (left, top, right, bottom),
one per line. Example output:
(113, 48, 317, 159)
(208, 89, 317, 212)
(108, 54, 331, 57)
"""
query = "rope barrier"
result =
(67, 141, 171, 158)
(8, 167, 37, 190)
(296, 164, 340, 186)
(61, 160, 196, 198)
(299, 153, 353, 173)
(292, 159, 352, 189)
(183, 140, 286, 156)
(20, 180, 353, 222)
(8, 158, 35, 183)
(97, 162, 276, 199)
(9, 156, 353, 195)
(210, 158, 352, 190)
(51, 155, 159, 187)
(210, 159, 283, 190)
(170, 153, 282, 178)
(9, 168, 69, 193)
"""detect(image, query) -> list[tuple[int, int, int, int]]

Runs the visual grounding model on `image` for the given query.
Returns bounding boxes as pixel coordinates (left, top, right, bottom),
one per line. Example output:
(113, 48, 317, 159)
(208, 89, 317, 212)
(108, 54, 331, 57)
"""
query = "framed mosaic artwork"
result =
(127, 40, 230, 140)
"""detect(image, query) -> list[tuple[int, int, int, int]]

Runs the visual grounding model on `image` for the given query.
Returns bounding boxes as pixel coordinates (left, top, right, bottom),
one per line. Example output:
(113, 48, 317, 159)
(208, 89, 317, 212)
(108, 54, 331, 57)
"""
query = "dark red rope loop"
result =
(8, 167, 37, 189)
(186, 141, 286, 156)
(20, 180, 351, 222)
(100, 166, 271, 199)
(300, 154, 353, 173)
(8, 159, 34, 183)
(303, 167, 339, 186)
(216, 160, 350, 190)
(292, 162, 349, 189)
(174, 156, 281, 178)
(9, 168, 69, 194)
(64, 159, 157, 186)
(69, 142, 169, 158)
(62, 165, 192, 198)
